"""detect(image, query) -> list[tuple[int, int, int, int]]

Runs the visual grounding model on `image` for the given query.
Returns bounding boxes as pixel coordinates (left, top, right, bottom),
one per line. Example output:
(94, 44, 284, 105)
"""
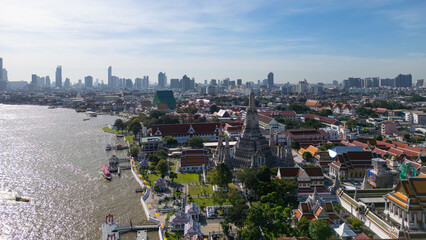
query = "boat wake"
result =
(0, 189, 18, 200)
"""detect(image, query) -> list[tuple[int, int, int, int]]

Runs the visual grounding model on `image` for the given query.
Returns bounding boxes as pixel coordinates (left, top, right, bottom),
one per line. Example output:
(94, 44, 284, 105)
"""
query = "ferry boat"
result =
(15, 195, 30, 202)
(101, 164, 112, 180)
(86, 111, 97, 117)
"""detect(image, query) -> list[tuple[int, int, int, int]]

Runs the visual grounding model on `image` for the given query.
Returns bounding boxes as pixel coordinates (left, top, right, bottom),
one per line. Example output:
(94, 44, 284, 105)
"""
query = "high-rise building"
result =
(0, 57, 2, 78)
(237, 79, 242, 86)
(55, 66, 62, 88)
(415, 79, 424, 87)
(170, 78, 181, 89)
(0, 57, 7, 91)
(45, 76, 51, 88)
(125, 79, 133, 89)
(332, 80, 338, 86)
(210, 79, 217, 85)
(64, 78, 71, 88)
(108, 66, 112, 88)
(380, 78, 395, 87)
(347, 77, 361, 88)
(298, 79, 309, 93)
(85, 76, 93, 88)
(158, 72, 167, 88)
(182, 75, 191, 91)
(267, 72, 274, 88)
(395, 74, 412, 88)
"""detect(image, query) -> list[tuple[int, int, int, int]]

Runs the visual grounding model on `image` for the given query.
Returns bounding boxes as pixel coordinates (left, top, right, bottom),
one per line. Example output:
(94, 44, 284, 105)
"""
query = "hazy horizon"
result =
(1, 0, 425, 83)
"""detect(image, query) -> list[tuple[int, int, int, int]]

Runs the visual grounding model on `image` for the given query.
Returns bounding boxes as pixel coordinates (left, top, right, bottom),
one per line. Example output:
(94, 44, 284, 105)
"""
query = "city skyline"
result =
(0, 1, 425, 83)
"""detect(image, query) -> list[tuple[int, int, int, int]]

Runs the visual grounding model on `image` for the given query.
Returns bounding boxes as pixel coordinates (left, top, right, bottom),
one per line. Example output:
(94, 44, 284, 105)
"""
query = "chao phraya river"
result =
(0, 105, 151, 239)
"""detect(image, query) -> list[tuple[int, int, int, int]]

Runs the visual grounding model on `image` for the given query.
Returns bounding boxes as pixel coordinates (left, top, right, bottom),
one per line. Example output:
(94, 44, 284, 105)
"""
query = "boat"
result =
(105, 144, 112, 151)
(15, 196, 30, 202)
(101, 164, 112, 180)
(115, 133, 124, 138)
(48, 106, 57, 109)
(86, 111, 97, 117)
(83, 118, 90, 121)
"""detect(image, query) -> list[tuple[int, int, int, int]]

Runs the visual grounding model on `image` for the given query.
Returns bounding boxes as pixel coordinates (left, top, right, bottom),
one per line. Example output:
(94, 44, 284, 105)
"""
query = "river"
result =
(0, 105, 153, 239)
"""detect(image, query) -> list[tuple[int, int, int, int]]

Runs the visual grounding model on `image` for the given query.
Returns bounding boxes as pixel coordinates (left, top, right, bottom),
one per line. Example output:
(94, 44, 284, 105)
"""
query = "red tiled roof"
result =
(353, 233, 372, 240)
(279, 167, 300, 178)
(352, 140, 369, 149)
(258, 114, 274, 124)
(152, 123, 221, 136)
(304, 167, 324, 177)
(306, 100, 320, 108)
(303, 114, 339, 125)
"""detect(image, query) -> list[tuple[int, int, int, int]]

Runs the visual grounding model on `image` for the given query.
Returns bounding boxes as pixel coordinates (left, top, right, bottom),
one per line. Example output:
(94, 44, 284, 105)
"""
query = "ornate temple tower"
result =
(232, 89, 276, 168)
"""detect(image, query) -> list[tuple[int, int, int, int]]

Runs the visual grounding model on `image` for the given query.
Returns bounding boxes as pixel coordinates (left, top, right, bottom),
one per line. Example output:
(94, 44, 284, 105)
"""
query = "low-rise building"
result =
(151, 122, 222, 143)
(277, 167, 329, 200)
(381, 121, 398, 136)
(180, 149, 209, 173)
(329, 151, 378, 179)
(293, 190, 340, 226)
(140, 136, 164, 152)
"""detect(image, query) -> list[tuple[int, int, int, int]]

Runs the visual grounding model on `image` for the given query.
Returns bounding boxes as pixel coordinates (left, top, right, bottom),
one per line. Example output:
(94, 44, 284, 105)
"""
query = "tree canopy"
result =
(188, 135, 204, 149)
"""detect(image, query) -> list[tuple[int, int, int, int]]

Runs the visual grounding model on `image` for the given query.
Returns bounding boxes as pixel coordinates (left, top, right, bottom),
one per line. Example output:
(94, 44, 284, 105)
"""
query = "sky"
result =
(0, 0, 425, 84)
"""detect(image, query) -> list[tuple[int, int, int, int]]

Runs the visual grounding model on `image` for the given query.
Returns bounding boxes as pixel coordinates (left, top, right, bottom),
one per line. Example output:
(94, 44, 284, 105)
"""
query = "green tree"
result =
(164, 136, 178, 146)
(127, 117, 141, 135)
(319, 142, 334, 151)
(309, 219, 332, 240)
(210, 104, 220, 114)
(291, 141, 300, 150)
(209, 163, 233, 189)
(149, 110, 165, 119)
(148, 154, 160, 165)
(156, 159, 169, 178)
(297, 217, 311, 237)
(188, 135, 204, 149)
(157, 149, 168, 159)
(319, 109, 333, 117)
(130, 147, 140, 158)
(349, 217, 364, 230)
(113, 119, 125, 133)
(212, 189, 227, 207)
(203, 137, 210, 142)
(169, 172, 177, 182)
(373, 135, 383, 141)
(302, 152, 312, 160)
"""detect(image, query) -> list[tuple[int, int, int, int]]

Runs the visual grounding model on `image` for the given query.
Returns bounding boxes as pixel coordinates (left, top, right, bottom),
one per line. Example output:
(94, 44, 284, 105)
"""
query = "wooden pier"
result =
(102, 214, 159, 240)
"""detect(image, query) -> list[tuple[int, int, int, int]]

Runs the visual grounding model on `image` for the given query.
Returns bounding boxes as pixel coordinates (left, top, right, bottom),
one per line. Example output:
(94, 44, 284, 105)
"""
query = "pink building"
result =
(381, 121, 398, 136)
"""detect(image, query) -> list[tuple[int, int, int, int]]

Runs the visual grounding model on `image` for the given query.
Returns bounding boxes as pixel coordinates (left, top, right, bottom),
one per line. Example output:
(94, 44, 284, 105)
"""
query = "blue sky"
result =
(0, 0, 425, 83)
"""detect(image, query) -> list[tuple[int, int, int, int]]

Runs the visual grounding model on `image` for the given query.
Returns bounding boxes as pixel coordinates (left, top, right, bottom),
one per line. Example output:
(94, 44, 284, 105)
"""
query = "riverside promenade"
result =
(130, 157, 165, 240)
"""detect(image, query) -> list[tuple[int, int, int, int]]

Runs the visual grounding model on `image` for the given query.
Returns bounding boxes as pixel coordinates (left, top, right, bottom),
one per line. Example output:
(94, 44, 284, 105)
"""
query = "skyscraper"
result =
(85, 76, 93, 88)
(55, 66, 62, 88)
(158, 72, 167, 88)
(64, 78, 70, 88)
(267, 72, 274, 88)
(0, 57, 3, 81)
(0, 57, 5, 91)
(45, 76, 51, 88)
(108, 66, 112, 88)
(237, 79, 242, 86)
(395, 74, 412, 88)
(182, 75, 191, 91)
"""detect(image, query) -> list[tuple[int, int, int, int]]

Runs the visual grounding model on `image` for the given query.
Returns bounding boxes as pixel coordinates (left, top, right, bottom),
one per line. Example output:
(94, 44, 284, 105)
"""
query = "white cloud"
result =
(0, 0, 425, 82)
